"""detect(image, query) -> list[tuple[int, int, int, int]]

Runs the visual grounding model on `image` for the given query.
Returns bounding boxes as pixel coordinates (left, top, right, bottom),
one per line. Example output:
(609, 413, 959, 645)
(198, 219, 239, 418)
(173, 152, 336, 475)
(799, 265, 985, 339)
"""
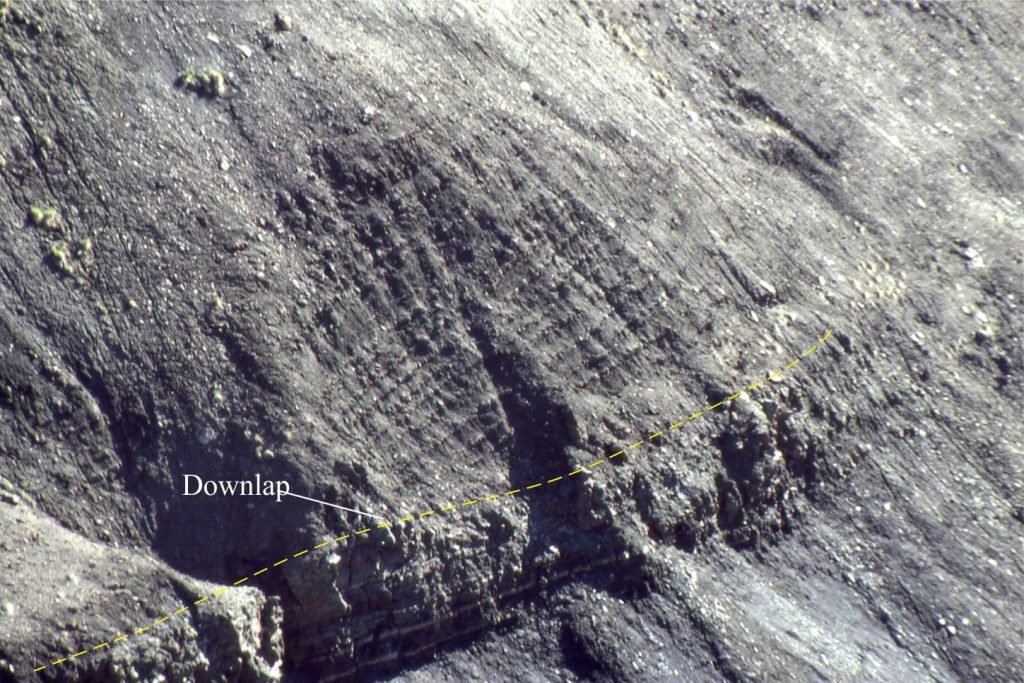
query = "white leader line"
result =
(283, 492, 387, 521)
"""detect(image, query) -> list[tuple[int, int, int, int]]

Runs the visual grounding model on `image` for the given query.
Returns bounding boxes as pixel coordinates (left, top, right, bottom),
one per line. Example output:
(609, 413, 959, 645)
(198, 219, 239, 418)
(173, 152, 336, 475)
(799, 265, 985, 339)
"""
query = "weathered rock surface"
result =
(0, 0, 1021, 681)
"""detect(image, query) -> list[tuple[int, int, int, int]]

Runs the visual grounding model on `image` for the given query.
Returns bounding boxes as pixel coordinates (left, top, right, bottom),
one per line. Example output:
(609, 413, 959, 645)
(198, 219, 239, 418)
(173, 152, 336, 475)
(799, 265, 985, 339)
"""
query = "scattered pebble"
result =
(198, 426, 216, 445)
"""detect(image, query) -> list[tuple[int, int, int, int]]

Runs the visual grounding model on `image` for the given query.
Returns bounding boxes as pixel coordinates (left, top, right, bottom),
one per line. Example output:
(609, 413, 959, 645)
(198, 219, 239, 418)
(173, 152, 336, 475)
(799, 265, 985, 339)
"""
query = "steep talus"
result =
(0, 1, 1021, 681)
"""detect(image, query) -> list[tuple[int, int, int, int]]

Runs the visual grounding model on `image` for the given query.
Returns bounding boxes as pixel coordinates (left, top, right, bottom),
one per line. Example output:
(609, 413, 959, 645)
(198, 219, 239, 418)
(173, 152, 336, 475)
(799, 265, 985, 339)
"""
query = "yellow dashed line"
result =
(34, 328, 834, 673)
(233, 577, 249, 586)
(34, 666, 46, 672)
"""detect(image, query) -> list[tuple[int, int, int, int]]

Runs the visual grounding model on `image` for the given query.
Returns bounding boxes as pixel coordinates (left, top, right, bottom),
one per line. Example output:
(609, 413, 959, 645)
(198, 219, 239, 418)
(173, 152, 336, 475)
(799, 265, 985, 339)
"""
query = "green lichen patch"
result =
(176, 69, 226, 98)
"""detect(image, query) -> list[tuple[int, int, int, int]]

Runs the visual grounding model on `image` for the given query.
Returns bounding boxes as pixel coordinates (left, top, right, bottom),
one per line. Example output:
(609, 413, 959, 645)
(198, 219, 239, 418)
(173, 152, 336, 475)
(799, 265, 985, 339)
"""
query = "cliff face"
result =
(1, 1, 1021, 681)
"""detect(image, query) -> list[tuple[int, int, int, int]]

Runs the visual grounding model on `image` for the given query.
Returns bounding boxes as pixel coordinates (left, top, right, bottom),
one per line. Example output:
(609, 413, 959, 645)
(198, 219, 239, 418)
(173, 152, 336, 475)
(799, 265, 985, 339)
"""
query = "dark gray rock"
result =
(0, 0, 1021, 681)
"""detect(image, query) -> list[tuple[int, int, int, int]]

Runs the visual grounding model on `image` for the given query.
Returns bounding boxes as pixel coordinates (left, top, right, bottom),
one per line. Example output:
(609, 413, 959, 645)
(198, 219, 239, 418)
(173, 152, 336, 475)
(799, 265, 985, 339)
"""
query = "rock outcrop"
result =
(1, 1, 1021, 680)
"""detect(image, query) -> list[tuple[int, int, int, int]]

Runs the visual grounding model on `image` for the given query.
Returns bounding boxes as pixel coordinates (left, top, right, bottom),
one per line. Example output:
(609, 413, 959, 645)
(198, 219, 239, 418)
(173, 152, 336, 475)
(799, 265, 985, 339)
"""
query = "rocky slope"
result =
(0, 0, 1021, 681)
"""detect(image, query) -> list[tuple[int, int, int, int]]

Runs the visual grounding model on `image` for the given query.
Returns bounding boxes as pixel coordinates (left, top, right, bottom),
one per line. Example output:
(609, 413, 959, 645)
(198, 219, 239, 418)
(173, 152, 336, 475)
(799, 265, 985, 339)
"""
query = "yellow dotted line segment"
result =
(31, 329, 832, 674)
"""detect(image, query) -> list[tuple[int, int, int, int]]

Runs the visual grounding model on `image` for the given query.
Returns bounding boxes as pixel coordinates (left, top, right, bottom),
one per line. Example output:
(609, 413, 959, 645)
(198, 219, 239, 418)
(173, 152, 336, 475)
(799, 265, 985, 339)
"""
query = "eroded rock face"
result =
(1, 0, 1022, 681)
(91, 588, 284, 683)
